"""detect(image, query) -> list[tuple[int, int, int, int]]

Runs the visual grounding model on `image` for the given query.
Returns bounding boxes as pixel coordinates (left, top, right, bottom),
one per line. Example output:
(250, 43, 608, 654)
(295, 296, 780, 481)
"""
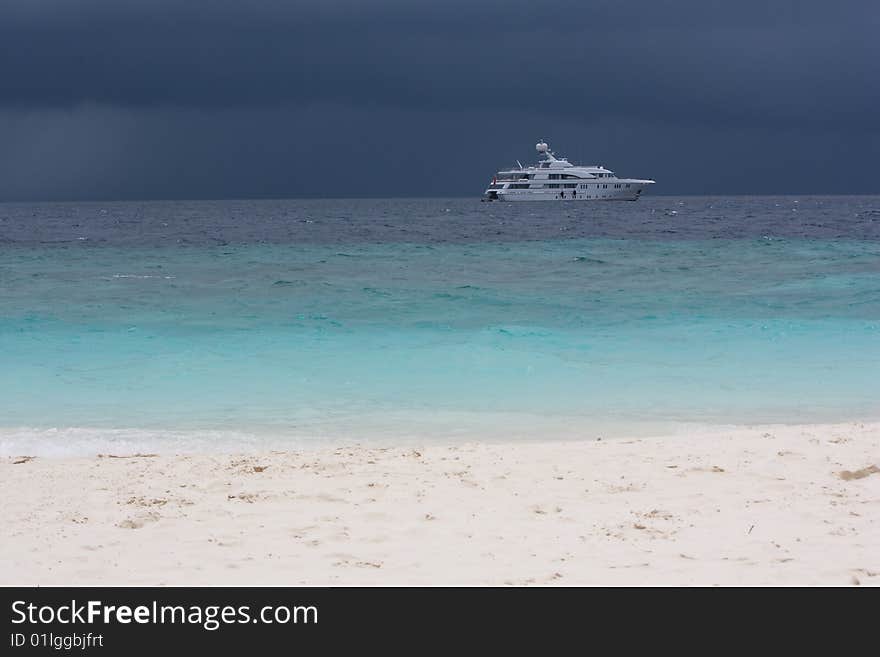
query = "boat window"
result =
(564, 184, 576, 188)
(509, 184, 530, 189)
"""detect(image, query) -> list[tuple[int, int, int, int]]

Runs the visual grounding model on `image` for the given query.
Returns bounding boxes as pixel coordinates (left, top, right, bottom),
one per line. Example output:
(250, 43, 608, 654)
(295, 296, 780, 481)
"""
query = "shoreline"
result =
(5, 414, 880, 458)
(3, 421, 878, 586)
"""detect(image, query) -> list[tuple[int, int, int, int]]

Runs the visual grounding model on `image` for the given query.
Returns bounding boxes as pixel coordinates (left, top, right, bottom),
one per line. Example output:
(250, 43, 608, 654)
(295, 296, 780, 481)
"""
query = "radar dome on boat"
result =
(535, 142, 549, 153)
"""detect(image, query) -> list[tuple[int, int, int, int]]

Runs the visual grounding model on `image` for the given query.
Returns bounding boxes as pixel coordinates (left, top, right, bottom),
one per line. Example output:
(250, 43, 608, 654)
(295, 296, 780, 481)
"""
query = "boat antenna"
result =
(516, 159, 523, 170)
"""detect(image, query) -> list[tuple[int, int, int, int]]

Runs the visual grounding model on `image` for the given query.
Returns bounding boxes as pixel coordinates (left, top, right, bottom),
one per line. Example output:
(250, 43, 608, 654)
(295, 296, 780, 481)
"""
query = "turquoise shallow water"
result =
(1, 197, 878, 454)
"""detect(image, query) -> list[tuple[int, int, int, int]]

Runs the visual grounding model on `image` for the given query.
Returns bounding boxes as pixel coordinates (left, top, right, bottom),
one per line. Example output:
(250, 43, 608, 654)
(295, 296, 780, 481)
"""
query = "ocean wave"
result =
(111, 274, 176, 279)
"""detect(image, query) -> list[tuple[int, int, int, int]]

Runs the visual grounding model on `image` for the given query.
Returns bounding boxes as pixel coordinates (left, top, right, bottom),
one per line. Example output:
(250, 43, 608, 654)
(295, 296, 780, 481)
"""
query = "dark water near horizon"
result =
(1, 196, 879, 455)
(3, 195, 880, 246)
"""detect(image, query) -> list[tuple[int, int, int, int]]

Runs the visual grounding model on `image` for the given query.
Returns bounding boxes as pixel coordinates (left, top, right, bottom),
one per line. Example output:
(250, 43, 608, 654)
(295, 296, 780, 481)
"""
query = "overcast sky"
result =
(1, 1, 878, 200)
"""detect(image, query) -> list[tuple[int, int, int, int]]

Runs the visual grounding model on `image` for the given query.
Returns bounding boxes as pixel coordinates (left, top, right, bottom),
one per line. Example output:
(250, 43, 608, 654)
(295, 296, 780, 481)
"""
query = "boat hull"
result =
(484, 183, 652, 202)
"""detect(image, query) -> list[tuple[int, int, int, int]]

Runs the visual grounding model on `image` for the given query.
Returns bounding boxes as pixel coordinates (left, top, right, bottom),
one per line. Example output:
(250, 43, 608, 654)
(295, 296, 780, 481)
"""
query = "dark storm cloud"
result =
(0, 1, 878, 200)
(3, 1, 878, 126)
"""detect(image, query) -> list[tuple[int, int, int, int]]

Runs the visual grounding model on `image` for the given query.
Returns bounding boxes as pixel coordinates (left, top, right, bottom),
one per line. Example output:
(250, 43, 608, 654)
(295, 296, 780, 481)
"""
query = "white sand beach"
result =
(2, 422, 878, 586)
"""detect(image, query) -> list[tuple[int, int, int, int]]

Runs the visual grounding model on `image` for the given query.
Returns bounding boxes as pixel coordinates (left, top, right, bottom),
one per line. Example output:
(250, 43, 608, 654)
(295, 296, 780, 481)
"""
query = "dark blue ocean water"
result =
(1, 196, 879, 454)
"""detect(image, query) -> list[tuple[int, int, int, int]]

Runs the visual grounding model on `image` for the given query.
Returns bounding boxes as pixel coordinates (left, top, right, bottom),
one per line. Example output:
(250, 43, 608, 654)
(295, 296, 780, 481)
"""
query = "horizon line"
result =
(2, 192, 880, 205)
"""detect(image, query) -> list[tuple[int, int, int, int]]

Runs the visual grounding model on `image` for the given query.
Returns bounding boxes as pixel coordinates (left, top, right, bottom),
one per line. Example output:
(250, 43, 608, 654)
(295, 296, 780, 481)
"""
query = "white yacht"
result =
(483, 141, 654, 201)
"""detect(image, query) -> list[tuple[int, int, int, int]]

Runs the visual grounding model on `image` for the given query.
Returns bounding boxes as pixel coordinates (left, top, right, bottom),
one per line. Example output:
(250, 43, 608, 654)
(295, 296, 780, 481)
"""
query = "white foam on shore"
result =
(0, 427, 275, 458)
(5, 410, 878, 458)
(0, 415, 682, 457)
